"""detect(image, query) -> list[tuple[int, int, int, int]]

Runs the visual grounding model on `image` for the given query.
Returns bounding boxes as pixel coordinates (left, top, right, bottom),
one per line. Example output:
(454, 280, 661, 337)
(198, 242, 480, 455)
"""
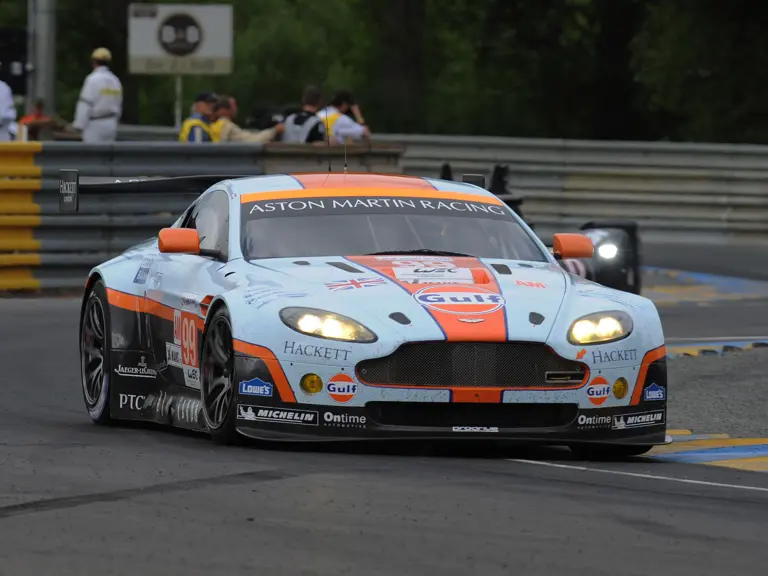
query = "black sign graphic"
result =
(158, 14, 202, 57)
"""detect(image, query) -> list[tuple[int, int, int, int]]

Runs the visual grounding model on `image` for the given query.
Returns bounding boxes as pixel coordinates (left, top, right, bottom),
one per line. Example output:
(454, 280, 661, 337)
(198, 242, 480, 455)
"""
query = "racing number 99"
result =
(181, 313, 198, 367)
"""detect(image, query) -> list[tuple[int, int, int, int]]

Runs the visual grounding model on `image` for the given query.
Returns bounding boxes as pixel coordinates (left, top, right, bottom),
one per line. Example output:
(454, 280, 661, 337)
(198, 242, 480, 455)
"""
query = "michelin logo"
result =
(644, 383, 666, 402)
(238, 377, 273, 397)
(612, 410, 665, 430)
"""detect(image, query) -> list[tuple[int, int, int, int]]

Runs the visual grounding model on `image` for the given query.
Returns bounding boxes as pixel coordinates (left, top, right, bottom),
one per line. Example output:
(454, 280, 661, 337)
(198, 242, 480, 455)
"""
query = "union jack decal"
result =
(325, 277, 387, 291)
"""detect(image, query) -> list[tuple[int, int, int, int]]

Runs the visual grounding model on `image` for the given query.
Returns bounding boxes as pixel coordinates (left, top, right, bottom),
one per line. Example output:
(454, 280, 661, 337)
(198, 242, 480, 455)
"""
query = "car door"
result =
(149, 189, 231, 391)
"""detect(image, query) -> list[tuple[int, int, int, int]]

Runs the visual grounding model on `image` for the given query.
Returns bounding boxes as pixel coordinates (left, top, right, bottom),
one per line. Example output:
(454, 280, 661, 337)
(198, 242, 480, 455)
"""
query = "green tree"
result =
(633, 0, 768, 143)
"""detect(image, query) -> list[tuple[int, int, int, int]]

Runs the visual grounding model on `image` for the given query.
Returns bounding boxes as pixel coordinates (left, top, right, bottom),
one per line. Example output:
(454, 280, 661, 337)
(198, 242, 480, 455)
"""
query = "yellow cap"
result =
(91, 47, 112, 62)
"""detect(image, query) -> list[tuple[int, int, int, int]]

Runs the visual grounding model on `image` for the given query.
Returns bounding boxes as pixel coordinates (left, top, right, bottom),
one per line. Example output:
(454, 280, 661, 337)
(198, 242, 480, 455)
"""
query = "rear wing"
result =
(58, 169, 245, 213)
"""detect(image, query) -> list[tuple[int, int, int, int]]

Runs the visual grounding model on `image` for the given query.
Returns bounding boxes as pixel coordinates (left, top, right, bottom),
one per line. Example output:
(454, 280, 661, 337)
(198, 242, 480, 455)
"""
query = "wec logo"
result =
(413, 285, 505, 315)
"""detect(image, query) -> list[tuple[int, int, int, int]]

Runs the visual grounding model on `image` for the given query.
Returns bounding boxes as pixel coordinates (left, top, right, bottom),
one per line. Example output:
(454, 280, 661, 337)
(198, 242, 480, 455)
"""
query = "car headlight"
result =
(568, 311, 633, 345)
(279, 307, 377, 343)
(597, 243, 618, 259)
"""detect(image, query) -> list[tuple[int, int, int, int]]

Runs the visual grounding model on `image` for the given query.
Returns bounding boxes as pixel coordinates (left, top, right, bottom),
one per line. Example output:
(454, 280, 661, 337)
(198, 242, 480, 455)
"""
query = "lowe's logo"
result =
(644, 383, 666, 402)
(238, 377, 273, 397)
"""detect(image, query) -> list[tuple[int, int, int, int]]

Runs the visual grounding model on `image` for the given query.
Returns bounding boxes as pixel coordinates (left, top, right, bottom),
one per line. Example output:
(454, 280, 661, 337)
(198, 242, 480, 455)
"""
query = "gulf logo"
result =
(586, 376, 611, 406)
(413, 285, 505, 315)
(327, 373, 358, 403)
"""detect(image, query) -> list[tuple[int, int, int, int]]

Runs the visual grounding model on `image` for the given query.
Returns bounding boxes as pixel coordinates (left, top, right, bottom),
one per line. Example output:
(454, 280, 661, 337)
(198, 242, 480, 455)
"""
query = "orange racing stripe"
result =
(629, 345, 667, 405)
(291, 173, 435, 189)
(233, 340, 297, 403)
(106, 288, 205, 329)
(107, 288, 296, 402)
(346, 256, 508, 342)
(239, 187, 504, 206)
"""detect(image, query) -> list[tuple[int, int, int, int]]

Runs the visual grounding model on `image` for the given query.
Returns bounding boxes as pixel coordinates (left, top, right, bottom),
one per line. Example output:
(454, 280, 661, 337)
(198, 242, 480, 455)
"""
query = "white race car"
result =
(63, 170, 668, 459)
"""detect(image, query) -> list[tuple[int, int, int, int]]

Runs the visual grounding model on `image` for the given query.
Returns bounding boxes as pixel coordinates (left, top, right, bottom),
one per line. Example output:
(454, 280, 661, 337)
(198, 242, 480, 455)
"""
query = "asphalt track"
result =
(2, 242, 768, 575)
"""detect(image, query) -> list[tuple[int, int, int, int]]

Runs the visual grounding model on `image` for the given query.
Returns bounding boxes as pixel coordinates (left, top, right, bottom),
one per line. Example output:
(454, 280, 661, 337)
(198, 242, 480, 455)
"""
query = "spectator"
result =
(179, 93, 218, 143)
(282, 85, 326, 144)
(317, 89, 370, 144)
(0, 79, 17, 142)
(211, 96, 283, 143)
(69, 48, 123, 143)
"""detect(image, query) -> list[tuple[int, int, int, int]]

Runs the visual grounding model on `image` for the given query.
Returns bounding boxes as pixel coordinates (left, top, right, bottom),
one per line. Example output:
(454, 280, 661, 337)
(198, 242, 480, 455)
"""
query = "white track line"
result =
(508, 459, 768, 493)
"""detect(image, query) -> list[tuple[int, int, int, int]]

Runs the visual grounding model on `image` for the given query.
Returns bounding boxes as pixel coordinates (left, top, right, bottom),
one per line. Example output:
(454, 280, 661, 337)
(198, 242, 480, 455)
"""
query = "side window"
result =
(183, 190, 229, 259)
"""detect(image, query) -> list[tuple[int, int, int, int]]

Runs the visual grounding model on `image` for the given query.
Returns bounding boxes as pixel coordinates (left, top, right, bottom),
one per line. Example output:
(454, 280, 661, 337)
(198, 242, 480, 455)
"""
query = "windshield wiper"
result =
(364, 249, 477, 258)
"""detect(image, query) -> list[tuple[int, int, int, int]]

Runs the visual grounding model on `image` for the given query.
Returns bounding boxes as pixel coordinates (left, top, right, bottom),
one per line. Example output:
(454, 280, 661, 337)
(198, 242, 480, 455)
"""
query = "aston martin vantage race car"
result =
(64, 170, 668, 459)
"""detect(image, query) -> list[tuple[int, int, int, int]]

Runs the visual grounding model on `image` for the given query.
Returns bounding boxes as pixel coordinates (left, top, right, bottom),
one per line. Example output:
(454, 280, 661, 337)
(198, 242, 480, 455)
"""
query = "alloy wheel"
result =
(202, 315, 234, 429)
(81, 295, 106, 406)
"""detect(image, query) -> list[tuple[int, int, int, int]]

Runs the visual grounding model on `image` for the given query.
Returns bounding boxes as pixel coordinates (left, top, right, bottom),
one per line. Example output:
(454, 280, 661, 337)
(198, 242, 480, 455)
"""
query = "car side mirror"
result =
(552, 233, 594, 260)
(158, 228, 201, 254)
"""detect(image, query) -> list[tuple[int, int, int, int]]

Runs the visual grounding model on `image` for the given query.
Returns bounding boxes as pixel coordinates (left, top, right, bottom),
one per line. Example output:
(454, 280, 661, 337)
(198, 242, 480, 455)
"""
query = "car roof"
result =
(226, 172, 495, 200)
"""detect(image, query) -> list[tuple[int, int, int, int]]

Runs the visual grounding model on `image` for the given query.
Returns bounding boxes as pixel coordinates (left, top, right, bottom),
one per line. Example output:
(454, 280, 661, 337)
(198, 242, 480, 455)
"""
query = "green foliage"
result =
(6, 0, 768, 141)
(633, 0, 768, 143)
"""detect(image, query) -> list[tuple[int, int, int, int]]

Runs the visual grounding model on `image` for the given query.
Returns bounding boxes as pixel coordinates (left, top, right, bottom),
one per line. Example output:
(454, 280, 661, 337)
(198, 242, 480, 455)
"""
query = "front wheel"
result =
(201, 307, 240, 445)
(569, 443, 653, 461)
(80, 280, 113, 425)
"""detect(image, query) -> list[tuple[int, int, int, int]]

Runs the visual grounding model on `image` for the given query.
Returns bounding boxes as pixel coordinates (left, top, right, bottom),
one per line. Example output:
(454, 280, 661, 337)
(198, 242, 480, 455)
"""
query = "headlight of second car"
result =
(568, 310, 633, 345)
(597, 243, 618, 259)
(279, 307, 377, 343)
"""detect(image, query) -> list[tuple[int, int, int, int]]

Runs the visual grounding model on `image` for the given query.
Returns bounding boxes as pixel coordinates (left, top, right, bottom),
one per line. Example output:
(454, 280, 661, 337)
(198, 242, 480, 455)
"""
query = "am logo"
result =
(586, 376, 611, 406)
(327, 373, 358, 403)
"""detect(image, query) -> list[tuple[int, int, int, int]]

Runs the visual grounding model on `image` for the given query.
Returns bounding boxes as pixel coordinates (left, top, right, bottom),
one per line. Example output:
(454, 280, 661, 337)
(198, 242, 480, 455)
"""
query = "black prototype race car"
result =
(449, 165, 641, 295)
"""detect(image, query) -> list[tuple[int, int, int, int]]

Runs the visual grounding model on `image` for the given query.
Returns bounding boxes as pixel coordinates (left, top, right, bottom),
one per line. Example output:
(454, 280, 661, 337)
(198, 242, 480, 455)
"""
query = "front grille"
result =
(357, 342, 585, 388)
(367, 402, 578, 428)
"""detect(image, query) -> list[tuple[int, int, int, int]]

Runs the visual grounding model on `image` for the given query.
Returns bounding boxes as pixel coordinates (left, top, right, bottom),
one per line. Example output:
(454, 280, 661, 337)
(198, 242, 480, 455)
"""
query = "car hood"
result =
(238, 255, 569, 343)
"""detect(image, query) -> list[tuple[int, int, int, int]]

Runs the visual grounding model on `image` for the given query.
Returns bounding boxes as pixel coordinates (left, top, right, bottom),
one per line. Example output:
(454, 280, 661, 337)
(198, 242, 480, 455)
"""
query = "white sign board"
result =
(128, 3, 233, 75)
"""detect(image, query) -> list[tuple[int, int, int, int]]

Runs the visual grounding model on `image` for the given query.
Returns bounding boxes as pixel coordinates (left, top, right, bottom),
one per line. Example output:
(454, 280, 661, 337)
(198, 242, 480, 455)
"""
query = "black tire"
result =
(200, 307, 240, 445)
(569, 443, 653, 461)
(80, 280, 113, 425)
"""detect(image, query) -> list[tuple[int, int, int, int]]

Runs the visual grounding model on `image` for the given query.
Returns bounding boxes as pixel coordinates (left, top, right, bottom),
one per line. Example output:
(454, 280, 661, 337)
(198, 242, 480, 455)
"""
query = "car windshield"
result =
(240, 190, 547, 262)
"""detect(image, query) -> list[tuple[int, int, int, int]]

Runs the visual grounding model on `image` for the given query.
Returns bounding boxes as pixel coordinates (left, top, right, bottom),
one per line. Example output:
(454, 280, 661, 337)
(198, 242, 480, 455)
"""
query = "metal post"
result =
(29, 0, 56, 114)
(25, 0, 35, 113)
(174, 75, 182, 129)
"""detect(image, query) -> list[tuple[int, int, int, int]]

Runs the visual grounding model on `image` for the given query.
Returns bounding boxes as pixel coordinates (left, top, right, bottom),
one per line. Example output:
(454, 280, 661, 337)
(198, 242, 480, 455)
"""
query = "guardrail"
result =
(3, 133, 768, 291)
(0, 141, 403, 291)
(114, 126, 768, 237)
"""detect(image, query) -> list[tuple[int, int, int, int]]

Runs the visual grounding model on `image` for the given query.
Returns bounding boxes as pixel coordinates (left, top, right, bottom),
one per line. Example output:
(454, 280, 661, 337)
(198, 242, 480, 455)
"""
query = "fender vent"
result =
(327, 262, 363, 273)
(491, 264, 512, 275)
(293, 261, 310, 266)
(389, 312, 411, 325)
(529, 312, 545, 325)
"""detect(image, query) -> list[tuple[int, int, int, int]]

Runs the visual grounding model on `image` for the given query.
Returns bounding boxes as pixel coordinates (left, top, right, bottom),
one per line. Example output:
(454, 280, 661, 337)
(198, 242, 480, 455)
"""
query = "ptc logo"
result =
(586, 376, 611, 406)
(327, 373, 358, 403)
(413, 285, 505, 315)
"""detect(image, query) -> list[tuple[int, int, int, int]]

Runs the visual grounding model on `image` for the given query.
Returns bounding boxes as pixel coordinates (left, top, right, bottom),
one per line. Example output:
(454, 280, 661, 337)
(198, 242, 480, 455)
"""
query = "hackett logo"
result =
(592, 348, 637, 364)
(283, 341, 351, 361)
(60, 181, 76, 197)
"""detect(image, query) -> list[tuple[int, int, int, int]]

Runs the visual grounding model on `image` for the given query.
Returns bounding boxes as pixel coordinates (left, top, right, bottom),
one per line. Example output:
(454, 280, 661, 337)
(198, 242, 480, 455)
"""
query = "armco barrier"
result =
(114, 126, 768, 239)
(0, 142, 44, 290)
(0, 141, 403, 290)
(4, 133, 768, 290)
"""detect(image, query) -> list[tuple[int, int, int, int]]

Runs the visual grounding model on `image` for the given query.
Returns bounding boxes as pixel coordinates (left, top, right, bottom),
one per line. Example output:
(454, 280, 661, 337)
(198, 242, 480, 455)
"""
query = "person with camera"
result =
(317, 89, 370, 144)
